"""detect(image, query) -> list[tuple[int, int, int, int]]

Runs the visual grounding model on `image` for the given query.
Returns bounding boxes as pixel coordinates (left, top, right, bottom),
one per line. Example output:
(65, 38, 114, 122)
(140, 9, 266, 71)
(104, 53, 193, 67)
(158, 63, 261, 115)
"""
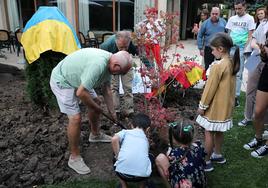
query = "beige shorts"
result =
(50, 80, 97, 115)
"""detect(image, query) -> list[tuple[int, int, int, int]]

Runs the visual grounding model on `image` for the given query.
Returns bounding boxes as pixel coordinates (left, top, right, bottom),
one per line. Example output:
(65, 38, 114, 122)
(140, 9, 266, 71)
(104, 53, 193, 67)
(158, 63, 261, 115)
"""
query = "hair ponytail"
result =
(168, 121, 194, 147)
(232, 46, 240, 75)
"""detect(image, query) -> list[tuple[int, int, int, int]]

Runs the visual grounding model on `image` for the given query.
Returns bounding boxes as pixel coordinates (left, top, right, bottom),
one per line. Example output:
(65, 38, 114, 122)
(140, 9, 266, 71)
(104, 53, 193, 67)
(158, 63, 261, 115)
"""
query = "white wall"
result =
(158, 0, 167, 16)
(134, 0, 155, 25)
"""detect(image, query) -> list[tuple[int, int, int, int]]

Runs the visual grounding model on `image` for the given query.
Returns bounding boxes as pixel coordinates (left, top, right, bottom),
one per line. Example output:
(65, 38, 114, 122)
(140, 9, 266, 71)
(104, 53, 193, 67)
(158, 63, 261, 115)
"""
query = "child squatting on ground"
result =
(155, 121, 206, 188)
(196, 32, 240, 172)
(111, 113, 152, 188)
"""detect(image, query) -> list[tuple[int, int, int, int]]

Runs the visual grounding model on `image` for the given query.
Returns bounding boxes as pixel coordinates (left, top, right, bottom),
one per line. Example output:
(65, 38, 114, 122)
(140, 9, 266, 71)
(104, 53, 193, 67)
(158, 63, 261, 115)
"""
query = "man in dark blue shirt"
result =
(197, 7, 227, 70)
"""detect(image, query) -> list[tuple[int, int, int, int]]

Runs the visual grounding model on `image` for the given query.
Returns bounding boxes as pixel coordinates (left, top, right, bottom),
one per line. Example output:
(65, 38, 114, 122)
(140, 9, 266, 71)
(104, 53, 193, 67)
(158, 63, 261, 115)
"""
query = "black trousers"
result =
(204, 46, 215, 70)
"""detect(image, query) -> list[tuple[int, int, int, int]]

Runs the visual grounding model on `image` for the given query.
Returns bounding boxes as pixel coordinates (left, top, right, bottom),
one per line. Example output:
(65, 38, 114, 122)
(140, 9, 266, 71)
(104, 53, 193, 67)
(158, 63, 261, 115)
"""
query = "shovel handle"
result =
(101, 112, 126, 129)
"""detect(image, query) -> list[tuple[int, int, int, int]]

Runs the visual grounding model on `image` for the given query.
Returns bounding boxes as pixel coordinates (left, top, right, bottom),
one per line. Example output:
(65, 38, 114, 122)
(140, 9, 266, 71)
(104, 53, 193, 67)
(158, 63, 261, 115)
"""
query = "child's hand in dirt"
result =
(197, 108, 205, 116)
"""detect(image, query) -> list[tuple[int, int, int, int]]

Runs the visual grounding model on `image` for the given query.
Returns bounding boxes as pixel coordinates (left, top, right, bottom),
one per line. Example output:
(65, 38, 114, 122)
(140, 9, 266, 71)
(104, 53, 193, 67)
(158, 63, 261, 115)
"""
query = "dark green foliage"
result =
(247, 0, 268, 12)
(25, 51, 66, 109)
(224, 0, 268, 10)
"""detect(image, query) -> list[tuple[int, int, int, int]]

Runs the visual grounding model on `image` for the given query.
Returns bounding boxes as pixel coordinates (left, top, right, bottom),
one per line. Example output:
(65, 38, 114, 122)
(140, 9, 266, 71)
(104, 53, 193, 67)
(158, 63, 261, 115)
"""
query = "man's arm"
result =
(197, 22, 206, 56)
(246, 30, 254, 45)
(100, 35, 116, 52)
(76, 85, 102, 113)
(250, 38, 259, 50)
(225, 18, 232, 34)
(101, 82, 117, 120)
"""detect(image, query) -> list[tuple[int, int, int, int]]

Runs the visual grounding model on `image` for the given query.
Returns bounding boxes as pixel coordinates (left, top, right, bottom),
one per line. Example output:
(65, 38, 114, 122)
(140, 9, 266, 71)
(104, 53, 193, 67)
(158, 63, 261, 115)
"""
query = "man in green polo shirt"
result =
(50, 48, 132, 174)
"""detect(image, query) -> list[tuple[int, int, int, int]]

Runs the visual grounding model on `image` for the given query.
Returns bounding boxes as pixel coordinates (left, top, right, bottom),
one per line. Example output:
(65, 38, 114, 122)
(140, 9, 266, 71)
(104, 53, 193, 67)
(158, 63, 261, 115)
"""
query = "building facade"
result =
(0, 0, 224, 39)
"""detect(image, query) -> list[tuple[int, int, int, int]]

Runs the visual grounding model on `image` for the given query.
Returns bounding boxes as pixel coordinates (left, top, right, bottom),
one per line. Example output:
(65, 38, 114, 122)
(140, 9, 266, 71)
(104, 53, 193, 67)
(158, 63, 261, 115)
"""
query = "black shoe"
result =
(243, 138, 263, 150)
(251, 145, 268, 158)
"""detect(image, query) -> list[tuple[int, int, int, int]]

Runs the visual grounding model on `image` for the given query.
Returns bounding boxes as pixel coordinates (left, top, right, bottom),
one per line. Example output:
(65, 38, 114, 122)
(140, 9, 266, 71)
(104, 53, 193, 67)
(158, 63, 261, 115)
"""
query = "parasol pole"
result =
(74, 0, 79, 35)
(117, 0, 120, 31)
(113, 0, 115, 32)
(34, 0, 37, 11)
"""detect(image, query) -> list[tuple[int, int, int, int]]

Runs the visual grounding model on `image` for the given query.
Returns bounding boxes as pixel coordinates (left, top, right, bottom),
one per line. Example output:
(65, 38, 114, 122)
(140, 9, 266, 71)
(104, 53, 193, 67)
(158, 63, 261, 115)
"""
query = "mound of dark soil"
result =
(0, 72, 203, 188)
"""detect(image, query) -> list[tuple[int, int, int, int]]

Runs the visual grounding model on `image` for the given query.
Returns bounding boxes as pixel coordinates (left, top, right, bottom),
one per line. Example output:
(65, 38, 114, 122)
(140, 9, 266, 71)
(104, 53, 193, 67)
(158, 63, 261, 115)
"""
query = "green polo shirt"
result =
(51, 48, 112, 90)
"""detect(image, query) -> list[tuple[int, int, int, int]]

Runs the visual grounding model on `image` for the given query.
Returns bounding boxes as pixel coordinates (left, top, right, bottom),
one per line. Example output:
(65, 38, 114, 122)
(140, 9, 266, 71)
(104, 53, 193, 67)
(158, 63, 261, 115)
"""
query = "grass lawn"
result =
(41, 93, 268, 188)
(206, 92, 268, 188)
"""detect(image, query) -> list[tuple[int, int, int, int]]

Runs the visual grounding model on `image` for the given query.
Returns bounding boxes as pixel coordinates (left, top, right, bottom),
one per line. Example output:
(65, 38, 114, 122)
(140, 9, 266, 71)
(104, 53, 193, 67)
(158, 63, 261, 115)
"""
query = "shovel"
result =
(101, 112, 126, 129)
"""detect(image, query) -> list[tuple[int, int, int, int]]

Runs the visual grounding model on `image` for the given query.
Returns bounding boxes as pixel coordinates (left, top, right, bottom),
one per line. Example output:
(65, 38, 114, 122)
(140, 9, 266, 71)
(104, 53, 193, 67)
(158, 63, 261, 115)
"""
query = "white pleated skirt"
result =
(196, 115, 233, 132)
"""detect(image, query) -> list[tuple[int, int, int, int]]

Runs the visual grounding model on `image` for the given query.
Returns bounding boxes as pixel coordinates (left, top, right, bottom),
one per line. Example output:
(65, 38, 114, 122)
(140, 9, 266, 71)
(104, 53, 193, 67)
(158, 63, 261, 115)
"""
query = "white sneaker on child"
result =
(68, 155, 91, 174)
(210, 153, 226, 164)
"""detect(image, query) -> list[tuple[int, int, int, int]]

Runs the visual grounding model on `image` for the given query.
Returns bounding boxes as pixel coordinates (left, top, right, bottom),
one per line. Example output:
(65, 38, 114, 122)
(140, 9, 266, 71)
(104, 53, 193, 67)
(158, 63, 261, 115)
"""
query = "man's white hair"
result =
(116, 30, 131, 43)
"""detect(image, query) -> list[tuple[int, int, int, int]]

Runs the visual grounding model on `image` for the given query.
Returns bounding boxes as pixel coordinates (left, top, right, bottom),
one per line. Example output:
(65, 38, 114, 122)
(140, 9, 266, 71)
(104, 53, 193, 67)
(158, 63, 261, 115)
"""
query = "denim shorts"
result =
(50, 80, 97, 115)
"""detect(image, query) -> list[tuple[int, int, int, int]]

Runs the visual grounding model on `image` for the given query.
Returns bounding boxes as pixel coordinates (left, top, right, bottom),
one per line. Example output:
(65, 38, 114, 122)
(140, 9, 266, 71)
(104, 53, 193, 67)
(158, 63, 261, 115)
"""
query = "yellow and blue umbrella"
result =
(21, 6, 81, 64)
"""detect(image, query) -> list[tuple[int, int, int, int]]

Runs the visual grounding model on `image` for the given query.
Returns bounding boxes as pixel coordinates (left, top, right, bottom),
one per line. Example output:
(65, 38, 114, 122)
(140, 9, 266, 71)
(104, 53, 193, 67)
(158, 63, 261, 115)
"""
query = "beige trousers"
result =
(111, 69, 134, 114)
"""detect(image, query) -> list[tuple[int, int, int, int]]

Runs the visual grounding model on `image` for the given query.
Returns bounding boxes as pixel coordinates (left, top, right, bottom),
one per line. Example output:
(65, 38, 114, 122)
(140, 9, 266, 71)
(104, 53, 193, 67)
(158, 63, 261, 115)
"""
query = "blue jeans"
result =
(231, 46, 245, 97)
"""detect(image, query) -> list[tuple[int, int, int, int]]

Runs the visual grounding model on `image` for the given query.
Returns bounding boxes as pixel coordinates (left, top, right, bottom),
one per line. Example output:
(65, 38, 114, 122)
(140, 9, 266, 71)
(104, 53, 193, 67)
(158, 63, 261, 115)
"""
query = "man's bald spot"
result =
(113, 51, 132, 73)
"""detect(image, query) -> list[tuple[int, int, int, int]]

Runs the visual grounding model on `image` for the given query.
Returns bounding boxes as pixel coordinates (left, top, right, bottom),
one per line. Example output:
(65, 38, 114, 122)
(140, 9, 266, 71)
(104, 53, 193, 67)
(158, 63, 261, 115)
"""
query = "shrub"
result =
(25, 51, 66, 110)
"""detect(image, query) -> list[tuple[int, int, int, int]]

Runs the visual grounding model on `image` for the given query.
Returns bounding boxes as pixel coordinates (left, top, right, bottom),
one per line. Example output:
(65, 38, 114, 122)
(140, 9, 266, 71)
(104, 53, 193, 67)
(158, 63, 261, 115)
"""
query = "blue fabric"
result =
(114, 129, 152, 177)
(23, 6, 80, 48)
(197, 18, 227, 49)
(230, 46, 245, 96)
(168, 141, 206, 188)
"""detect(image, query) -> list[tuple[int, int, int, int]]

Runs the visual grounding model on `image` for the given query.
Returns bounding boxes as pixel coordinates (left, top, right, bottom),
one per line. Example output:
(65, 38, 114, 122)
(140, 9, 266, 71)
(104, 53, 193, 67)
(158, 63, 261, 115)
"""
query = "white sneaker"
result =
(263, 130, 268, 140)
(238, 119, 251, 127)
(243, 138, 262, 150)
(88, 132, 112, 143)
(68, 155, 91, 174)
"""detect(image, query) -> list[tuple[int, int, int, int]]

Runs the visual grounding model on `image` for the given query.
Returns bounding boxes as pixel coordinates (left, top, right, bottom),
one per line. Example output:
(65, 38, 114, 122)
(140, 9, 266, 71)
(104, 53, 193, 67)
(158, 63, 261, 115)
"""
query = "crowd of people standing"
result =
(47, 0, 268, 187)
(196, 0, 268, 168)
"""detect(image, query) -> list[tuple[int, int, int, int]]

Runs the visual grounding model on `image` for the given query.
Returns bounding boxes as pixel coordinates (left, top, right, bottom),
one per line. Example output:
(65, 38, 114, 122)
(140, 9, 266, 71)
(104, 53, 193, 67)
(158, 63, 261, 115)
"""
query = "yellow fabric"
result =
(21, 20, 79, 64)
(200, 58, 235, 121)
(185, 67, 203, 85)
